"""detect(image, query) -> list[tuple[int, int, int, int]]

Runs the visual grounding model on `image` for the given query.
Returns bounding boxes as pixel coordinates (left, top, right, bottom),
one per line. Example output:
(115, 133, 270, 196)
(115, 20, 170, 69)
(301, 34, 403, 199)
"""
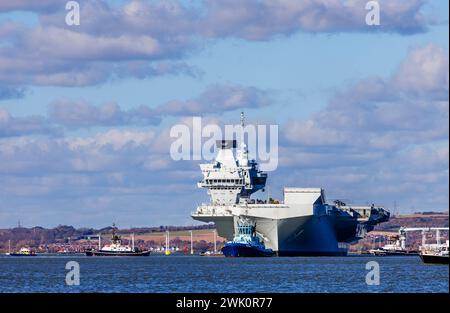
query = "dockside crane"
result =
(398, 227, 449, 250)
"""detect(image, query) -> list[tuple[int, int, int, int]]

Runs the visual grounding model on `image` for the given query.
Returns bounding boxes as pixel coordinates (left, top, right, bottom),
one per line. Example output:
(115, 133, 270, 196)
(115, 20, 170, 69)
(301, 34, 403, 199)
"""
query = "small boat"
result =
(222, 219, 275, 257)
(57, 249, 80, 255)
(200, 251, 224, 257)
(86, 226, 150, 257)
(420, 240, 449, 265)
(86, 249, 150, 256)
(9, 247, 37, 256)
(368, 233, 419, 256)
(368, 244, 419, 256)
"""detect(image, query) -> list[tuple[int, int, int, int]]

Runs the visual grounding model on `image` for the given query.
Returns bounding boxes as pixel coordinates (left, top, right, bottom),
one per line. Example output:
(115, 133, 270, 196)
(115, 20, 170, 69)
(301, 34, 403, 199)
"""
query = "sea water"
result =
(0, 255, 447, 293)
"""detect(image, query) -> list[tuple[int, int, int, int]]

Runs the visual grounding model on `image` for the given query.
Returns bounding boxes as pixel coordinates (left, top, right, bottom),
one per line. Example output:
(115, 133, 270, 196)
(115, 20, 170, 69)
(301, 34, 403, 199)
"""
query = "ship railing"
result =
(192, 205, 233, 216)
(198, 182, 245, 187)
(192, 202, 290, 216)
(245, 203, 288, 209)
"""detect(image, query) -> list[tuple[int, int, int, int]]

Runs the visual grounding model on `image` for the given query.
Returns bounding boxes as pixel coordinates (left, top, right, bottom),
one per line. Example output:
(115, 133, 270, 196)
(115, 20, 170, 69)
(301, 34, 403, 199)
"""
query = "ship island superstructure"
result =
(192, 113, 390, 256)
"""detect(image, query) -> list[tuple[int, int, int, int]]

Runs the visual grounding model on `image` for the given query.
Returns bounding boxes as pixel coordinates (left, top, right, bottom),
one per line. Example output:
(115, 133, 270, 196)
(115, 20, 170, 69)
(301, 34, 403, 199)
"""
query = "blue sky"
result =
(0, 0, 448, 228)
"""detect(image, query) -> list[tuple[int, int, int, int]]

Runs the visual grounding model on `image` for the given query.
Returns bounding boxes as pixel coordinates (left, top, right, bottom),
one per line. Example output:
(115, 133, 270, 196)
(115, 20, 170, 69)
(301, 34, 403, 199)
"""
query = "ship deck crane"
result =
(398, 227, 449, 249)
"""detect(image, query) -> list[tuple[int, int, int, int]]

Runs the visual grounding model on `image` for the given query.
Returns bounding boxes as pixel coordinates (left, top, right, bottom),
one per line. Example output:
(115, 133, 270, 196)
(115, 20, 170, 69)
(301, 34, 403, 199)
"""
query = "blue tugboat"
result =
(222, 220, 275, 257)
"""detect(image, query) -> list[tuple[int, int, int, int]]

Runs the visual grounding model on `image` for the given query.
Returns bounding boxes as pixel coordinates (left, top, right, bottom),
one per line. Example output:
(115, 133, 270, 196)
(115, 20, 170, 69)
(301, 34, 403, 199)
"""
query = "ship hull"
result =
(222, 243, 275, 257)
(192, 190, 389, 256)
(420, 254, 449, 265)
(252, 215, 347, 256)
(194, 214, 350, 256)
(277, 250, 347, 256)
(85, 250, 150, 256)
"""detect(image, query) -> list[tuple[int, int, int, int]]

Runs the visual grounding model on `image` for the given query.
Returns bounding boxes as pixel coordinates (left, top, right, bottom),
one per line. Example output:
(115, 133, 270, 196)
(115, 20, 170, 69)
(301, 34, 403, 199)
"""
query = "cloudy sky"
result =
(0, 0, 448, 228)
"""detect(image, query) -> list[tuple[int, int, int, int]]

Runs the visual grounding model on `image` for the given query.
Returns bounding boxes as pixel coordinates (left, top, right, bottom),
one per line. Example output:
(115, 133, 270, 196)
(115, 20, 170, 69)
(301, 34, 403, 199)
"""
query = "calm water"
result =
(0, 255, 448, 293)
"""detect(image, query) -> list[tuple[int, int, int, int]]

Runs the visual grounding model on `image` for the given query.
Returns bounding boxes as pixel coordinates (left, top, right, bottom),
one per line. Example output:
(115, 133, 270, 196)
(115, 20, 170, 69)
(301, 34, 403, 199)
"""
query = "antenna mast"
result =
(190, 230, 193, 255)
(240, 112, 245, 146)
(213, 229, 217, 254)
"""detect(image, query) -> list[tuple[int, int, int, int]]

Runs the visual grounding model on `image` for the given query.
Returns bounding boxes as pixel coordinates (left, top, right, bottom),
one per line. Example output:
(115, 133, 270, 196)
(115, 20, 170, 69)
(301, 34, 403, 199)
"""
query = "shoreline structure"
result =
(1, 213, 448, 254)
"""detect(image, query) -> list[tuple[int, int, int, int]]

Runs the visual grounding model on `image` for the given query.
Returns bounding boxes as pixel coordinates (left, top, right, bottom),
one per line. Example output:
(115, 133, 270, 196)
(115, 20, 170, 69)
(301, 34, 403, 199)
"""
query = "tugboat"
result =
(9, 247, 37, 256)
(222, 219, 275, 257)
(420, 240, 449, 265)
(368, 235, 419, 256)
(86, 225, 150, 256)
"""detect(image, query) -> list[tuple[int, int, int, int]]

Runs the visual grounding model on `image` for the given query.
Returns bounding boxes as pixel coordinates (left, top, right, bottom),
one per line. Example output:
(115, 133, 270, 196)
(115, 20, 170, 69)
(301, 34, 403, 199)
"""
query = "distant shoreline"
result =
(1, 211, 448, 231)
(0, 212, 448, 254)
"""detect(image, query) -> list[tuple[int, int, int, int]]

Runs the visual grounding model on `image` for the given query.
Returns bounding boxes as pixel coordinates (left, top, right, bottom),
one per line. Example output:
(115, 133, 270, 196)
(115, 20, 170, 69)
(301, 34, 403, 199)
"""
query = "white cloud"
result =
(155, 84, 271, 115)
(0, 0, 61, 12)
(48, 99, 161, 128)
(0, 108, 58, 137)
(394, 44, 449, 98)
(278, 44, 449, 211)
(285, 44, 449, 148)
(0, 0, 431, 87)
